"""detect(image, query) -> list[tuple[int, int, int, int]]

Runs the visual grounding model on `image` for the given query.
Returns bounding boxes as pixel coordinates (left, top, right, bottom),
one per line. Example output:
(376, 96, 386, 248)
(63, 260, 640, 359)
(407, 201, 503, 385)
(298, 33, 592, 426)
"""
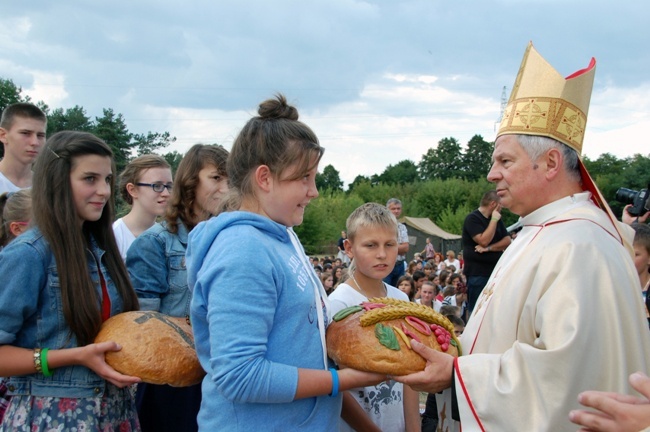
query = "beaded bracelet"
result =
(33, 348, 43, 373)
(41, 348, 53, 377)
(328, 368, 339, 398)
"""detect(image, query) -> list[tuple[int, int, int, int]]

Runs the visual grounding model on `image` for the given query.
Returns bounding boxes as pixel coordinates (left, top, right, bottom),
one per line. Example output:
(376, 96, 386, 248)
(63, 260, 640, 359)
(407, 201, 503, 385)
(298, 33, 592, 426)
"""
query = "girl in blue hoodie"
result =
(187, 94, 384, 431)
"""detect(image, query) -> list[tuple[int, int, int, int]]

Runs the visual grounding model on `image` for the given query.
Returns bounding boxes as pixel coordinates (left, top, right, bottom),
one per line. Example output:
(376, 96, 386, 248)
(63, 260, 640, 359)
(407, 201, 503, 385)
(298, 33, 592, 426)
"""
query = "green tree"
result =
(47, 105, 94, 136)
(461, 135, 493, 181)
(133, 131, 176, 156)
(163, 150, 184, 174)
(372, 160, 419, 185)
(419, 137, 463, 180)
(295, 192, 364, 254)
(347, 175, 371, 193)
(0, 78, 27, 114)
(315, 164, 343, 194)
(583, 153, 627, 178)
(93, 108, 133, 172)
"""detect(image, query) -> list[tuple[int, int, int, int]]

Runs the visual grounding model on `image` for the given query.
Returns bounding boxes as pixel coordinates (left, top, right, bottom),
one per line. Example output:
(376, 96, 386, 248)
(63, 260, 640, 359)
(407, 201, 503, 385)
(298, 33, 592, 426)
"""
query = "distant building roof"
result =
(401, 216, 461, 240)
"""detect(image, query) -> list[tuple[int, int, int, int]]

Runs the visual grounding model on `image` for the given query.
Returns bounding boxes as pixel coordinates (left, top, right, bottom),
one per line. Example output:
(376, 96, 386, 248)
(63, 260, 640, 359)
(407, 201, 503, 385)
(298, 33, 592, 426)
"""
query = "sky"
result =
(2, 1, 649, 187)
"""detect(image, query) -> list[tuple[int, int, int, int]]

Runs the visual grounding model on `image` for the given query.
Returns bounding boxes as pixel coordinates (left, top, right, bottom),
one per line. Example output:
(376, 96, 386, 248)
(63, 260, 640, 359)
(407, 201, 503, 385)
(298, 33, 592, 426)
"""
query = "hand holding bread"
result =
(94, 311, 205, 387)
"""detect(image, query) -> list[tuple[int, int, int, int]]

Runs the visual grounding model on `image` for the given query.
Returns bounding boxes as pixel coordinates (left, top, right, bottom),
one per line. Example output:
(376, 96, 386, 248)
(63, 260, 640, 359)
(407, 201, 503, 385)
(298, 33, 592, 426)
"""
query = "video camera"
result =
(615, 182, 650, 216)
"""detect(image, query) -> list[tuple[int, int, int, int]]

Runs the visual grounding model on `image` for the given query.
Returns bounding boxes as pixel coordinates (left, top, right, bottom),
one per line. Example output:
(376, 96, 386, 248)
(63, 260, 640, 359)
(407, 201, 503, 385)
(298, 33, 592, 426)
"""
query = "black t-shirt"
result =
(462, 209, 509, 276)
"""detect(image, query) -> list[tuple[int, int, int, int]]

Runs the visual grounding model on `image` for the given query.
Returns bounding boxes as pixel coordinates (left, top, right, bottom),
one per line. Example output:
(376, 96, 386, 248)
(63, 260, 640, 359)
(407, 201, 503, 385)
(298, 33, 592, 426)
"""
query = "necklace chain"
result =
(350, 272, 387, 299)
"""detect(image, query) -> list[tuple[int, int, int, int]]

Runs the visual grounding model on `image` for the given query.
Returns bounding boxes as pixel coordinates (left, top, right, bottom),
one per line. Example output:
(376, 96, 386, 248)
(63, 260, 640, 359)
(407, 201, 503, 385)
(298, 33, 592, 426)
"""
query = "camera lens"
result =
(615, 188, 638, 205)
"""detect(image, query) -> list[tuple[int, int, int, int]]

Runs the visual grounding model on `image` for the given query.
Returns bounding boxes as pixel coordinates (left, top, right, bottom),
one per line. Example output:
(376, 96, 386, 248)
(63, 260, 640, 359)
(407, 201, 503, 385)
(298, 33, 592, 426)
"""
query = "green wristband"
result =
(41, 348, 53, 377)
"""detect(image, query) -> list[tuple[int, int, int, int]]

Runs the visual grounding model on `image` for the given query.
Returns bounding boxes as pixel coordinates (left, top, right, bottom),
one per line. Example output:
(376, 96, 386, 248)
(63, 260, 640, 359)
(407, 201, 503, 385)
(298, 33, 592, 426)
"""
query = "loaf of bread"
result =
(326, 298, 461, 375)
(94, 311, 205, 387)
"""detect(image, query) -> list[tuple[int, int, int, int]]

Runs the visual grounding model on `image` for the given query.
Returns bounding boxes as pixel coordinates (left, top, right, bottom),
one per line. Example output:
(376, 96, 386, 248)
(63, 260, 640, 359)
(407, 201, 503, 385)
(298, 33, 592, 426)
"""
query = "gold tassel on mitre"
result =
(497, 42, 633, 252)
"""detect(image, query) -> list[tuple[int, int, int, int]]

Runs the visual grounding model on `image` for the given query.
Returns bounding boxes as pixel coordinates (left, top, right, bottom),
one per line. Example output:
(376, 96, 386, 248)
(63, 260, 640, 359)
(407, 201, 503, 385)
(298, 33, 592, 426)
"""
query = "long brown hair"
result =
(32, 131, 139, 346)
(164, 144, 229, 234)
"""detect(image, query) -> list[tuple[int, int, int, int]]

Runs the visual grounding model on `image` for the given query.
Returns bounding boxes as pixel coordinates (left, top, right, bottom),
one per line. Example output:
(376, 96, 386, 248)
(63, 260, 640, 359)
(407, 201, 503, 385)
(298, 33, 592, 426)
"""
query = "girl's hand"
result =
(80, 341, 141, 388)
(338, 368, 387, 390)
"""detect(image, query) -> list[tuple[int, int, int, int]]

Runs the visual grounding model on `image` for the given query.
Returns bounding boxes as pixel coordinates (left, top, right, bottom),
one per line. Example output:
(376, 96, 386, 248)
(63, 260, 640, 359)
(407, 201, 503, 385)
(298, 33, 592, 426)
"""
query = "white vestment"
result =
(437, 193, 650, 432)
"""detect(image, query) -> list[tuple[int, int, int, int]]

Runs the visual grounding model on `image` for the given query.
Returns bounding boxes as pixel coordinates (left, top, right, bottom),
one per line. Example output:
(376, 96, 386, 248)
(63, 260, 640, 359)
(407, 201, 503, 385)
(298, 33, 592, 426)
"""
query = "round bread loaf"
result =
(326, 298, 460, 375)
(94, 311, 205, 387)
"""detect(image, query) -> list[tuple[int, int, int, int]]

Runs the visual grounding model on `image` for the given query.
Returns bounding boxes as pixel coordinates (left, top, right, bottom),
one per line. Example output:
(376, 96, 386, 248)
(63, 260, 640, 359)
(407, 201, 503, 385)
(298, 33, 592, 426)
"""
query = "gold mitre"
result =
(496, 41, 596, 155)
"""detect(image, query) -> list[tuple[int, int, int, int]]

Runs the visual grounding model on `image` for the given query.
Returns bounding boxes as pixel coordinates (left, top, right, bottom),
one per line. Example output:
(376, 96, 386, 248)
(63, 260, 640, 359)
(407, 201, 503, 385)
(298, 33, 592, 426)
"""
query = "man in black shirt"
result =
(462, 190, 511, 316)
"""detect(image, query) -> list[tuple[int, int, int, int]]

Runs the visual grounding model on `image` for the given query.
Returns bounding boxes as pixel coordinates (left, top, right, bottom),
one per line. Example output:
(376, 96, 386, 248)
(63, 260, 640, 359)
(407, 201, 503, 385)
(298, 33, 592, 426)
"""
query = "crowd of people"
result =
(1, 41, 650, 432)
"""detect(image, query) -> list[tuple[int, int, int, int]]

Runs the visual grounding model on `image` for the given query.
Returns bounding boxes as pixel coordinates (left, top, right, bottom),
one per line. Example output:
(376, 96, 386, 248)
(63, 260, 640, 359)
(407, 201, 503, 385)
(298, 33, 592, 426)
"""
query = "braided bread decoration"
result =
(363, 297, 461, 354)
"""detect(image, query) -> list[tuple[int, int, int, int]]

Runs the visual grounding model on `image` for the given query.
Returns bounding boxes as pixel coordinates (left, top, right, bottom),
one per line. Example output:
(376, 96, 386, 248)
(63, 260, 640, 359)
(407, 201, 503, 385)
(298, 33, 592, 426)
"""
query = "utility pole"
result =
(494, 86, 507, 131)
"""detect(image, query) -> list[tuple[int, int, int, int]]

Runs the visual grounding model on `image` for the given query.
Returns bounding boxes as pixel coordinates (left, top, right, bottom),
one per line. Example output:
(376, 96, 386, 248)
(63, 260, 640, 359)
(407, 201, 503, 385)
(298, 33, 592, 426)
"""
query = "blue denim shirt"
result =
(126, 219, 190, 318)
(0, 228, 128, 397)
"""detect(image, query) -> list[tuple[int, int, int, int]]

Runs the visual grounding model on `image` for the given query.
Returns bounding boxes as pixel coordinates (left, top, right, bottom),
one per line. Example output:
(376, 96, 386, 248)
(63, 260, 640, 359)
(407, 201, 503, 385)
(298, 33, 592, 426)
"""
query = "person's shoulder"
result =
(464, 209, 480, 219)
(386, 285, 409, 301)
(0, 171, 20, 194)
(328, 283, 355, 301)
(1, 228, 48, 259)
(112, 218, 128, 232)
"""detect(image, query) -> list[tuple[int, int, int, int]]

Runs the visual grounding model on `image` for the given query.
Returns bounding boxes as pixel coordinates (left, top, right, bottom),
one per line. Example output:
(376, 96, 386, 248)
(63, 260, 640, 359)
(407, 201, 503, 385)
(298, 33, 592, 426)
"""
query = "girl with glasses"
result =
(113, 155, 172, 260)
(126, 144, 229, 432)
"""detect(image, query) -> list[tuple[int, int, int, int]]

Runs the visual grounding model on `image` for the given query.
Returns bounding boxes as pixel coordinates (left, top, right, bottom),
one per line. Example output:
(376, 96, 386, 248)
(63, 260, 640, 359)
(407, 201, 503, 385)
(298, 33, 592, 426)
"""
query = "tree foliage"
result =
(3, 76, 649, 256)
(47, 105, 94, 136)
(419, 137, 463, 180)
(315, 164, 344, 194)
(1, 77, 177, 171)
(461, 135, 494, 181)
(93, 108, 133, 172)
(0, 78, 27, 114)
(371, 159, 419, 185)
(163, 150, 184, 174)
(347, 175, 371, 193)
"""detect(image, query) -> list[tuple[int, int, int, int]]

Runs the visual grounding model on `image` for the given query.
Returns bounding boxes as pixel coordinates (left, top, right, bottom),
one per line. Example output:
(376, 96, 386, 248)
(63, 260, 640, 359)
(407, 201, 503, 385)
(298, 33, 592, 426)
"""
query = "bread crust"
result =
(326, 303, 459, 375)
(94, 311, 205, 387)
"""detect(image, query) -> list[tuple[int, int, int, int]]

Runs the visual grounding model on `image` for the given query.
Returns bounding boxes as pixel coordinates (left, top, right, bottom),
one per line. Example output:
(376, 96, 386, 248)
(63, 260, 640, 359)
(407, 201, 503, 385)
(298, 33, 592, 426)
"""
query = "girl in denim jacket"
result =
(0, 131, 141, 431)
(126, 143, 229, 432)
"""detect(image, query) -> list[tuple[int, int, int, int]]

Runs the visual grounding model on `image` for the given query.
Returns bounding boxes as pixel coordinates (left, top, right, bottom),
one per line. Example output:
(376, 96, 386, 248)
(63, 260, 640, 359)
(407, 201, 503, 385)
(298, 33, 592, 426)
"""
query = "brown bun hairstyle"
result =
(95, 311, 205, 387)
(326, 298, 461, 375)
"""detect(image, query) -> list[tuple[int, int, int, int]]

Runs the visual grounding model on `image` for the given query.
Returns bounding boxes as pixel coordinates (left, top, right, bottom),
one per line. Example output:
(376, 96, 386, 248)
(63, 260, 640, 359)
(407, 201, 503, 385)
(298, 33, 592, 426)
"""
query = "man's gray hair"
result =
(386, 198, 402, 207)
(516, 135, 581, 182)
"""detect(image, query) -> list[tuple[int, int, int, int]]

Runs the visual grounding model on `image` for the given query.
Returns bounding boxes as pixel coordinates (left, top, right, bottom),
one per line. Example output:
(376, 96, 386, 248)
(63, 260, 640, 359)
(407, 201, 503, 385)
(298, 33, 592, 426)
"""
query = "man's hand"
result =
(569, 372, 650, 432)
(392, 340, 454, 393)
(623, 204, 650, 225)
(491, 204, 502, 221)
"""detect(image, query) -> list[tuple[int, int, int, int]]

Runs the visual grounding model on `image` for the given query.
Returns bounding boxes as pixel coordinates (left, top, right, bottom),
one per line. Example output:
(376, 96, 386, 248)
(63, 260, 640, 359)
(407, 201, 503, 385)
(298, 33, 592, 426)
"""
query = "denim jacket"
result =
(126, 219, 190, 318)
(0, 228, 128, 397)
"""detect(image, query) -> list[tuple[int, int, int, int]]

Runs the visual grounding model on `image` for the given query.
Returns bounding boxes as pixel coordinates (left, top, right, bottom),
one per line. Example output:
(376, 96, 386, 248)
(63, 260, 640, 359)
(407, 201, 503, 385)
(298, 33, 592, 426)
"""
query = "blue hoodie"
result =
(187, 211, 341, 431)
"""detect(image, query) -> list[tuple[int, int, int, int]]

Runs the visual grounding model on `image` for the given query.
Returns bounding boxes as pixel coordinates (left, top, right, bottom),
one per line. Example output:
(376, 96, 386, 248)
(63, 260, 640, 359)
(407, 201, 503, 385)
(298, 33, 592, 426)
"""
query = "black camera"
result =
(615, 183, 650, 216)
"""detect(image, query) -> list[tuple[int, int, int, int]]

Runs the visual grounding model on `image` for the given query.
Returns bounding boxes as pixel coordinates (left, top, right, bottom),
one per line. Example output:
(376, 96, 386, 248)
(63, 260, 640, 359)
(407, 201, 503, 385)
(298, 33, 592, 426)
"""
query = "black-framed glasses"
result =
(136, 182, 173, 193)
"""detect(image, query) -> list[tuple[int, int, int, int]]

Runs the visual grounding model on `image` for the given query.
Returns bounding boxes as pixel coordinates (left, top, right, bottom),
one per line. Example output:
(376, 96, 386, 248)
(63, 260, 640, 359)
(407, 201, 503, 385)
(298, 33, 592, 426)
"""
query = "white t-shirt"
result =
(416, 298, 443, 312)
(444, 258, 461, 272)
(112, 218, 136, 261)
(328, 283, 409, 432)
(0, 172, 21, 194)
